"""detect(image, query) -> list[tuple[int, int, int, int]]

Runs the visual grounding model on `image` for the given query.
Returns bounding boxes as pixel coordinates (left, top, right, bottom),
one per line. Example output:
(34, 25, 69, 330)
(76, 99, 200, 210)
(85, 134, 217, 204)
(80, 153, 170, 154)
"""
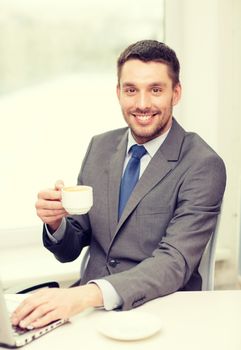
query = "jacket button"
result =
(108, 258, 118, 267)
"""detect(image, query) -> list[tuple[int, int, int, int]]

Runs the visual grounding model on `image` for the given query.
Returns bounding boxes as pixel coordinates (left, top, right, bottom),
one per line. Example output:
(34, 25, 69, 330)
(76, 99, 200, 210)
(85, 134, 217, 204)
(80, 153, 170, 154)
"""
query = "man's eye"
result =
(152, 87, 162, 94)
(125, 88, 136, 94)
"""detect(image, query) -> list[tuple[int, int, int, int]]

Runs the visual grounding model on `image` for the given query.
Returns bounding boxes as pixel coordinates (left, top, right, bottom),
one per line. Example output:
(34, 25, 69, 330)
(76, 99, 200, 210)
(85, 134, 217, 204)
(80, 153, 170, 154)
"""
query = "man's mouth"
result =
(131, 113, 158, 122)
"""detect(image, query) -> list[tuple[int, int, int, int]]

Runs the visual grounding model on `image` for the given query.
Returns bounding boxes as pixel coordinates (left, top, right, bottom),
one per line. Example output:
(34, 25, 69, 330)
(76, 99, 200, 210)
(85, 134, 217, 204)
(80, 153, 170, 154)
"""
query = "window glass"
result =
(0, 0, 165, 232)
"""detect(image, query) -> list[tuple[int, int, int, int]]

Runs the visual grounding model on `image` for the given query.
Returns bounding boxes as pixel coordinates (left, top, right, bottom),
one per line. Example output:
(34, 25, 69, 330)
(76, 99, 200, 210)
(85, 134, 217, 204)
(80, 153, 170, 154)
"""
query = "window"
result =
(0, 0, 165, 234)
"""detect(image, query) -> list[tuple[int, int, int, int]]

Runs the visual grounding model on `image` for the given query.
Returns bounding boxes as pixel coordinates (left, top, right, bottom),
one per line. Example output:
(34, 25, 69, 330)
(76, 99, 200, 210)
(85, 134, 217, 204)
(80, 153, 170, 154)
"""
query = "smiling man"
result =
(12, 40, 226, 329)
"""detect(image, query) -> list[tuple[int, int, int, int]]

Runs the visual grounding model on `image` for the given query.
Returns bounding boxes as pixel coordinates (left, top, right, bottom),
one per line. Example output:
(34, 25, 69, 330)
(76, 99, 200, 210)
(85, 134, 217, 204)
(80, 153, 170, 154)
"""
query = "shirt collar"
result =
(126, 128, 170, 158)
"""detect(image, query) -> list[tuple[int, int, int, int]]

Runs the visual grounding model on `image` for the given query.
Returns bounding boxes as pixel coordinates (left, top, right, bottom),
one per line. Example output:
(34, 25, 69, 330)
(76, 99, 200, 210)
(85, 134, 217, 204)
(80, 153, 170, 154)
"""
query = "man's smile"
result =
(130, 112, 159, 125)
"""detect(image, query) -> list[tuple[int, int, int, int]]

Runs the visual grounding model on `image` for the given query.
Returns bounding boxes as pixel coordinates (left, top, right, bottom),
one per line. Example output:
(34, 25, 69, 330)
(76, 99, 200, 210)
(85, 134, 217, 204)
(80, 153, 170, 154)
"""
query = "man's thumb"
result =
(55, 179, 64, 191)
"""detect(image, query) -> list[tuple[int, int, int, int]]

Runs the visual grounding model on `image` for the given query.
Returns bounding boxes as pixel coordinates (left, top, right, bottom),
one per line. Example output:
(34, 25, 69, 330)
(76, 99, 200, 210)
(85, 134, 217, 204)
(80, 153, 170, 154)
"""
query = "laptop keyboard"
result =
(12, 324, 31, 337)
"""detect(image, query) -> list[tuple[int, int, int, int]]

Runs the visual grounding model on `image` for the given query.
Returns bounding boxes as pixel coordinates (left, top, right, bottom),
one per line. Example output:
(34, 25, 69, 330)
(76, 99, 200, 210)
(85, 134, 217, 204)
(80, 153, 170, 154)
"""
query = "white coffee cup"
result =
(61, 185, 93, 215)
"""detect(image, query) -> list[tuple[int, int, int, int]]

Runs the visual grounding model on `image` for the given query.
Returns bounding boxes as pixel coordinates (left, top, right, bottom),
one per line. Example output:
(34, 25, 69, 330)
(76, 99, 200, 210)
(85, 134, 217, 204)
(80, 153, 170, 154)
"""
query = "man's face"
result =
(117, 59, 181, 144)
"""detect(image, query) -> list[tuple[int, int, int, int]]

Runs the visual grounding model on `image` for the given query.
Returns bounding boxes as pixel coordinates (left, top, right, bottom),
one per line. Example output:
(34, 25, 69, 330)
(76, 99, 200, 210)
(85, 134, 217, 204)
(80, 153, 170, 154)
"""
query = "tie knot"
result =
(130, 144, 147, 160)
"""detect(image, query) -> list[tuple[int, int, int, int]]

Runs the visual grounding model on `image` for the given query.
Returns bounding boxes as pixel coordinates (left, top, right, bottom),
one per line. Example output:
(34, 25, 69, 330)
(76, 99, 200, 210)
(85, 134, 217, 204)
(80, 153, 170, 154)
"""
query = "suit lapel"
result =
(110, 118, 186, 240)
(115, 149, 173, 233)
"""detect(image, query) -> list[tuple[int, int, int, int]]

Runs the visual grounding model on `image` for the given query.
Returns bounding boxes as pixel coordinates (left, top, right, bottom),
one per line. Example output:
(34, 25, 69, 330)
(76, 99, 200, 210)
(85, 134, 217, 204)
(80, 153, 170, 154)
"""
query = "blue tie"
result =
(118, 144, 147, 219)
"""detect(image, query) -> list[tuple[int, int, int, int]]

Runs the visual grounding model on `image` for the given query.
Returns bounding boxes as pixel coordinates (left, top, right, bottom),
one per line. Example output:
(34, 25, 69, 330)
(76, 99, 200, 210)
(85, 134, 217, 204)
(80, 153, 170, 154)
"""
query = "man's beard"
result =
(125, 106, 173, 143)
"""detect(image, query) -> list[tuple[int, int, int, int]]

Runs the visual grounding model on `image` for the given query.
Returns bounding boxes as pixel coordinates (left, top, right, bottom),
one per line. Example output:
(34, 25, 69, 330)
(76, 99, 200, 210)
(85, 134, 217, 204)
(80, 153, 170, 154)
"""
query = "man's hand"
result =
(11, 284, 103, 329)
(35, 180, 67, 232)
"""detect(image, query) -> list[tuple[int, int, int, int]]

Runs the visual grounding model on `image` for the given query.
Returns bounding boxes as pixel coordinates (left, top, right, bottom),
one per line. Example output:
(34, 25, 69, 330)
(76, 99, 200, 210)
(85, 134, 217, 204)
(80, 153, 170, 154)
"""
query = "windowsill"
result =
(0, 244, 84, 290)
(215, 248, 231, 262)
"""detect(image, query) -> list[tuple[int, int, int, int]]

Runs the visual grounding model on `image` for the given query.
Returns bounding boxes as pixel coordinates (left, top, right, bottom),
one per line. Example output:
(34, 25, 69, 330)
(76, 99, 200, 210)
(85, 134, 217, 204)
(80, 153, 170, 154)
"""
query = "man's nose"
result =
(135, 92, 151, 110)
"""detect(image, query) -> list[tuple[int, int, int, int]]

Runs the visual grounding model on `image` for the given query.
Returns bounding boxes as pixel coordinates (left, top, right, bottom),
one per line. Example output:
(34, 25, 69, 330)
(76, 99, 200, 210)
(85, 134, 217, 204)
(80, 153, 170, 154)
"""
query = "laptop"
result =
(0, 287, 67, 348)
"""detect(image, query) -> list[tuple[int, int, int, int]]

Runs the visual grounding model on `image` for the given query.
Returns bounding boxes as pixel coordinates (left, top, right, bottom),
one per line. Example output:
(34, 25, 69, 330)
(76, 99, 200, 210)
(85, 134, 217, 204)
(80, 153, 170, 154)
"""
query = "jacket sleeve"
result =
(42, 138, 95, 262)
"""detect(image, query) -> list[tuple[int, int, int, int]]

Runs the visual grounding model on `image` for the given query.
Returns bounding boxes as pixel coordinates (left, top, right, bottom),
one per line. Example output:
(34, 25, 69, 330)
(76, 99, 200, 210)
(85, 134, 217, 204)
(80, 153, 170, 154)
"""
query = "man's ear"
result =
(116, 84, 120, 100)
(172, 83, 182, 106)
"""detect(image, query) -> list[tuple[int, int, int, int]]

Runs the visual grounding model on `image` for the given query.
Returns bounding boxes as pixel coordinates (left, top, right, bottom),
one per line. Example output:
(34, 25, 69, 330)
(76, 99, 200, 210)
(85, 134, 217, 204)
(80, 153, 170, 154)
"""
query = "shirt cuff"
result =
(88, 279, 123, 311)
(45, 218, 66, 243)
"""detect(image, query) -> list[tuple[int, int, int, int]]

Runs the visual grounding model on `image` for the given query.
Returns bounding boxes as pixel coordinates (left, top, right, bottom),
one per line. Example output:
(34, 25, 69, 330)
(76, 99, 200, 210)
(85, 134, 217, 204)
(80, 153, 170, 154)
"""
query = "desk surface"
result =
(1, 290, 240, 350)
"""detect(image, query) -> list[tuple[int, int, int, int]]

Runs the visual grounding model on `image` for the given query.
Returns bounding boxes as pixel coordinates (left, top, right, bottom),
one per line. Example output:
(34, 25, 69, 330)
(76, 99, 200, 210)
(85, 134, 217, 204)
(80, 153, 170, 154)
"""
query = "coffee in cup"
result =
(61, 185, 93, 215)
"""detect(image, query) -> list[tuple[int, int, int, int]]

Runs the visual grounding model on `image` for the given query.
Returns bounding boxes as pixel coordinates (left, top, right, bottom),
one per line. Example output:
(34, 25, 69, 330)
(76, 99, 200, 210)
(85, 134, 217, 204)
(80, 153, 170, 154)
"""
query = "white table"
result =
(1, 290, 240, 350)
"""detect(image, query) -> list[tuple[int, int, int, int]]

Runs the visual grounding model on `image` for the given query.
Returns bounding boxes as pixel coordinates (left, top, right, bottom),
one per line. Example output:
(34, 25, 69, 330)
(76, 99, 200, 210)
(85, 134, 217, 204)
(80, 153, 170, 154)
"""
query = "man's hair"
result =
(117, 40, 180, 86)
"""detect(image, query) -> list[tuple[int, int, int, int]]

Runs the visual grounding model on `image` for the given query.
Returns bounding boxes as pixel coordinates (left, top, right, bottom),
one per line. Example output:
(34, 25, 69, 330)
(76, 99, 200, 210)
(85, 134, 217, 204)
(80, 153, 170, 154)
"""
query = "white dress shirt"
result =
(46, 127, 170, 310)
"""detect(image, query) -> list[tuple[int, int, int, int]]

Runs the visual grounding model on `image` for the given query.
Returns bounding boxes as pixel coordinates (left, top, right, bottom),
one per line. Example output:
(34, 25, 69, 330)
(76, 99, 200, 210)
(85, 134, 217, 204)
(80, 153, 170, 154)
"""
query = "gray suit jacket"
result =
(43, 119, 226, 310)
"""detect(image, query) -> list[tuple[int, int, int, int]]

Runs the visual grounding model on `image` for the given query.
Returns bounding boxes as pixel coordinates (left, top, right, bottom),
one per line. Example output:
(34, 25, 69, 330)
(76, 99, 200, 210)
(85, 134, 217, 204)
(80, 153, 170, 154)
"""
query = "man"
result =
(12, 40, 226, 329)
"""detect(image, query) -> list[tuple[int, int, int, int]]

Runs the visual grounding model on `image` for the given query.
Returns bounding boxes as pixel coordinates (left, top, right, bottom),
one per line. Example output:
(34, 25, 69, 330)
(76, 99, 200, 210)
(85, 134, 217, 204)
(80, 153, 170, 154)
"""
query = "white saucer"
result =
(96, 310, 162, 341)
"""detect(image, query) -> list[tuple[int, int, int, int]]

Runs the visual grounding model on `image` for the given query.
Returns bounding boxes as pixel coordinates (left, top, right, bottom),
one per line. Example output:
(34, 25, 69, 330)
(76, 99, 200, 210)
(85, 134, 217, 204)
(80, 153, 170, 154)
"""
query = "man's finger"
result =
(12, 298, 41, 326)
(19, 303, 54, 329)
(55, 180, 64, 191)
(35, 199, 63, 210)
(37, 190, 62, 201)
(31, 310, 60, 328)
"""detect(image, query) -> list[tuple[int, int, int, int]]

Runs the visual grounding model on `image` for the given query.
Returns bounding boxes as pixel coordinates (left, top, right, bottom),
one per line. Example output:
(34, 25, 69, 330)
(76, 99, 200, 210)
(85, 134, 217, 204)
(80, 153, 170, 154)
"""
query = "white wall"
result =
(166, 0, 241, 284)
(0, 73, 124, 234)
